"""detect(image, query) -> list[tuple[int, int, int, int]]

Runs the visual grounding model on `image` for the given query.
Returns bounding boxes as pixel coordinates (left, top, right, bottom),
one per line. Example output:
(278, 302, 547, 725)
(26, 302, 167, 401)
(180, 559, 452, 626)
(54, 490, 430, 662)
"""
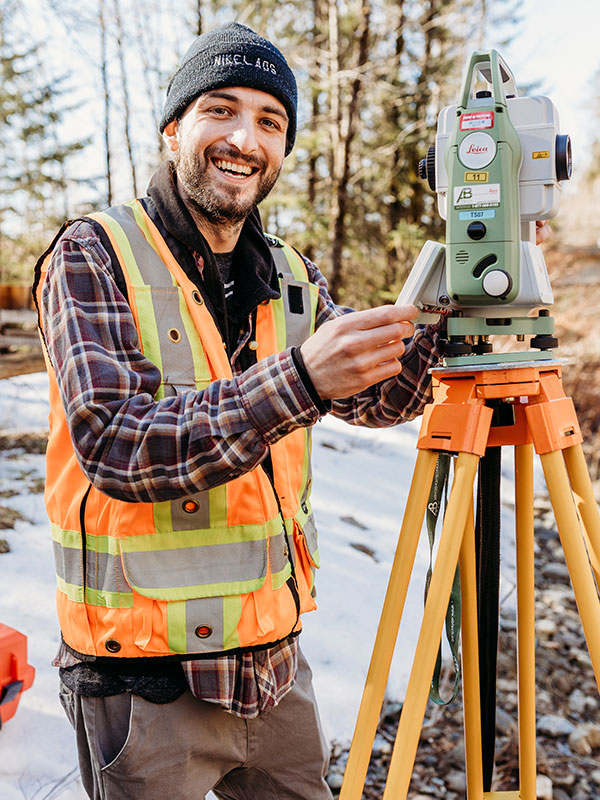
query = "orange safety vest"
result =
(36, 200, 321, 659)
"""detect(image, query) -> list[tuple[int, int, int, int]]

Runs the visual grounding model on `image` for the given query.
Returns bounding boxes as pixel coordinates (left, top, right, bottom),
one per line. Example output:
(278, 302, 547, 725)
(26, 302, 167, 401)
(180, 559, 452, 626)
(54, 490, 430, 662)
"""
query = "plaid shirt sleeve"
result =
(300, 254, 441, 425)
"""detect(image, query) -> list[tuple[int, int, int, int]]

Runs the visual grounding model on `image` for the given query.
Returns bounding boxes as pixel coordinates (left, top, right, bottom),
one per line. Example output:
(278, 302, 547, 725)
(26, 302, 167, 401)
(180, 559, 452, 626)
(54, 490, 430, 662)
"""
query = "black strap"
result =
(475, 446, 501, 792)
(425, 453, 461, 706)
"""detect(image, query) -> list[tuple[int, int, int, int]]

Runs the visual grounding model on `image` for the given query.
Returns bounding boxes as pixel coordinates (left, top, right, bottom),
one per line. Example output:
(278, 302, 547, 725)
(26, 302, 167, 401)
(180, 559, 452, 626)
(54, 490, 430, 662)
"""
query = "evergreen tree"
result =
(0, 0, 88, 282)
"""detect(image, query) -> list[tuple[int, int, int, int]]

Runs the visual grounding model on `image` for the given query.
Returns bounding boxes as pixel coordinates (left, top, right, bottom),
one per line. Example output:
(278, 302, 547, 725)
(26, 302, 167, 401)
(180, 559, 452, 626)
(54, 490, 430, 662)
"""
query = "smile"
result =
(212, 159, 258, 177)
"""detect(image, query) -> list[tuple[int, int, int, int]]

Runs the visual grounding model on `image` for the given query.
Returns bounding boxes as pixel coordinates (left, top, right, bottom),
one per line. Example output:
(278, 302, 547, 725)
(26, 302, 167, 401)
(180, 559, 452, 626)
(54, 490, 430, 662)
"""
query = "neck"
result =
(176, 177, 244, 253)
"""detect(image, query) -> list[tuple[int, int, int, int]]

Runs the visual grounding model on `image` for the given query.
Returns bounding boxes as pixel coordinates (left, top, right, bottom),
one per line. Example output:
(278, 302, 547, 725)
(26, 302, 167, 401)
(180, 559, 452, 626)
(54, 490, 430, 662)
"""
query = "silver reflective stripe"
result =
(271, 248, 312, 348)
(268, 528, 288, 576)
(184, 596, 224, 652)
(171, 492, 211, 531)
(123, 539, 268, 589)
(301, 514, 319, 560)
(149, 286, 197, 387)
(53, 540, 81, 587)
(102, 205, 169, 285)
(53, 541, 130, 595)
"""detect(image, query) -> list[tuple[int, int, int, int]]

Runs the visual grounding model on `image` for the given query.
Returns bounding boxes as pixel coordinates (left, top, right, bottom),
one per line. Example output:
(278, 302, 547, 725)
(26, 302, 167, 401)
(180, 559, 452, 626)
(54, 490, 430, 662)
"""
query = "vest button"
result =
(192, 290, 204, 305)
(183, 499, 200, 514)
(168, 327, 182, 343)
(105, 639, 121, 653)
(195, 625, 213, 639)
(248, 340, 258, 351)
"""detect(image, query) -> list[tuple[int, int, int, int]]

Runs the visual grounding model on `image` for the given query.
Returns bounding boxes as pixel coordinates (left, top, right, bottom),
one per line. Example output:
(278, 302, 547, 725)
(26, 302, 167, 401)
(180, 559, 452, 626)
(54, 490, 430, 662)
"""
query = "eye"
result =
(209, 106, 231, 116)
(261, 118, 282, 131)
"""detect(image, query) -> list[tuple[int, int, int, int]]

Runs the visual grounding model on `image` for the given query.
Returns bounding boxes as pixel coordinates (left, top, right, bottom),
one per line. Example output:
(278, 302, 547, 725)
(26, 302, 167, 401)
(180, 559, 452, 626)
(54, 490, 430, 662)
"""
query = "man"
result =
(34, 22, 449, 800)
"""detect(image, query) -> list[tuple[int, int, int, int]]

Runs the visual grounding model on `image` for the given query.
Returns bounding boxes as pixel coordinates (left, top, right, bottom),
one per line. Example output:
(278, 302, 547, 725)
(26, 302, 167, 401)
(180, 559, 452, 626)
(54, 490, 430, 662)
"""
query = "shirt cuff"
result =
(238, 349, 323, 444)
(290, 347, 331, 415)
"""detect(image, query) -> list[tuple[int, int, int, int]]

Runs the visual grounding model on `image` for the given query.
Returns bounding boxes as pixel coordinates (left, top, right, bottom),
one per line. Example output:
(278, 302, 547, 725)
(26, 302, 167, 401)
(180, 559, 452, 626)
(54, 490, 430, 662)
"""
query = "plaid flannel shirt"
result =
(45, 218, 440, 717)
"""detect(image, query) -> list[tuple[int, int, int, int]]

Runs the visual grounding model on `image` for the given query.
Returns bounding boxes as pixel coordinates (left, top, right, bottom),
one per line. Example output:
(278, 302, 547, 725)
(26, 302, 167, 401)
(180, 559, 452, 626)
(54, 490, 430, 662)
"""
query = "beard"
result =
(174, 143, 282, 225)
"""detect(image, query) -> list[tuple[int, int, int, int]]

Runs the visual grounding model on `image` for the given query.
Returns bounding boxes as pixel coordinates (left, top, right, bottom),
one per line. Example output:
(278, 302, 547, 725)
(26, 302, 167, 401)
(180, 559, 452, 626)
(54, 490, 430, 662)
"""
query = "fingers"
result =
(299, 305, 417, 400)
(535, 219, 552, 245)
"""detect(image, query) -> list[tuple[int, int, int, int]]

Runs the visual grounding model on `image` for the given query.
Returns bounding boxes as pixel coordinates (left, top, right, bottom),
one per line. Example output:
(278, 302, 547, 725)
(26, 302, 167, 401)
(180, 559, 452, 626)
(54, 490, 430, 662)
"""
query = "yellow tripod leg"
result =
(382, 452, 480, 800)
(458, 495, 484, 799)
(515, 444, 537, 800)
(563, 444, 600, 585)
(339, 449, 438, 800)
(541, 450, 600, 691)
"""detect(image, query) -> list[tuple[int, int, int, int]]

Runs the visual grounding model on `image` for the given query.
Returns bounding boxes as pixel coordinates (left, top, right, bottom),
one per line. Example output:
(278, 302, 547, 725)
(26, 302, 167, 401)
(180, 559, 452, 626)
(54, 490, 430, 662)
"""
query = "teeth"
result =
(215, 159, 253, 175)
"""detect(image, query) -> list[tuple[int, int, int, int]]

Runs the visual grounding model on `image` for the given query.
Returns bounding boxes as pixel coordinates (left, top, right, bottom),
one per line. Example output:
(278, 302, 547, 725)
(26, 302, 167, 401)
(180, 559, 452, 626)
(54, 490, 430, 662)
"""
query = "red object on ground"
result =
(0, 623, 35, 728)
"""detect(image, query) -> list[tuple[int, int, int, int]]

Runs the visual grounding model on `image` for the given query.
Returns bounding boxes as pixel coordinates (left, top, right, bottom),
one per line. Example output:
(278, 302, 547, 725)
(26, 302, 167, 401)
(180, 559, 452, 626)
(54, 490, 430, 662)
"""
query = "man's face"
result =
(166, 86, 288, 224)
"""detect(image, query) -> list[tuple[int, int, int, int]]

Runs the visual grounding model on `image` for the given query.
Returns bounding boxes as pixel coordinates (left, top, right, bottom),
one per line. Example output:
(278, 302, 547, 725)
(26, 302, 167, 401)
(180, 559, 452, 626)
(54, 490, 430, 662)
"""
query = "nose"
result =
(226, 112, 258, 154)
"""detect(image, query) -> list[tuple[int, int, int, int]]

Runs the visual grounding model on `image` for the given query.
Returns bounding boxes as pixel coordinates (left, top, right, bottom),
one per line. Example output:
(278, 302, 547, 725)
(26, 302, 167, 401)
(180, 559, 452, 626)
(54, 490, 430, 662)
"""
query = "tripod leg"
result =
(563, 444, 600, 585)
(382, 452, 480, 800)
(515, 444, 537, 800)
(541, 450, 600, 692)
(339, 449, 438, 800)
(458, 494, 484, 799)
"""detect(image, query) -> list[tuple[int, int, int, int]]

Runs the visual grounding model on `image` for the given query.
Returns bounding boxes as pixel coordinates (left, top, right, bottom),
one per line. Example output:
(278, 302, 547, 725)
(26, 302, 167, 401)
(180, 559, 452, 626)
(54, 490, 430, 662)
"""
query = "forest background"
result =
(3, 0, 599, 305)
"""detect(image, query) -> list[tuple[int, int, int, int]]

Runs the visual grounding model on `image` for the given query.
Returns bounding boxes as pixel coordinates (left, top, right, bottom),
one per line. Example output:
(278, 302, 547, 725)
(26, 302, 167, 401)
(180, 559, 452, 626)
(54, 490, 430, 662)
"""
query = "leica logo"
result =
(466, 144, 488, 154)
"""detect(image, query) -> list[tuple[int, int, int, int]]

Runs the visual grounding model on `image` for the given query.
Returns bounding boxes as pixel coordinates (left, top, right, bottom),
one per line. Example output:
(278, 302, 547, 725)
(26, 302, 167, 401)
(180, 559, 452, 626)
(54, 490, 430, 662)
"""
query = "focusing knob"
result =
(467, 221, 487, 240)
(482, 270, 512, 298)
(555, 134, 572, 181)
(418, 145, 436, 191)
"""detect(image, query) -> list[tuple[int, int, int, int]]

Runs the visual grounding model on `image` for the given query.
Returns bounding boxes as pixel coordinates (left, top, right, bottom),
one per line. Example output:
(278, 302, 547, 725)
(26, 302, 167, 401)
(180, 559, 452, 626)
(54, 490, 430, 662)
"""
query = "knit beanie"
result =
(160, 22, 297, 155)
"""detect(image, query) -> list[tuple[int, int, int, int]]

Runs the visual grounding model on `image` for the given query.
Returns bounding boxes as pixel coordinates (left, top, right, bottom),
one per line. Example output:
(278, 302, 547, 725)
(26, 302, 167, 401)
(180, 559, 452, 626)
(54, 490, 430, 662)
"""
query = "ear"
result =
(162, 120, 179, 152)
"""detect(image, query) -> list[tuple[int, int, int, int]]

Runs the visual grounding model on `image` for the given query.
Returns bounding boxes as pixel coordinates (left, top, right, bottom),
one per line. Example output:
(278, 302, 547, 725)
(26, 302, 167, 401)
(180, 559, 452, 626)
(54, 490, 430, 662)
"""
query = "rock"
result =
(536, 617, 557, 635)
(0, 538, 9, 553)
(568, 722, 600, 756)
(553, 771, 575, 787)
(341, 515, 369, 530)
(540, 562, 571, 582)
(591, 768, 600, 784)
(326, 770, 344, 790)
(0, 505, 25, 530)
(373, 735, 392, 755)
(537, 715, 575, 737)
(536, 774, 553, 800)
(568, 688, 587, 715)
(495, 707, 517, 736)
(445, 770, 466, 792)
(349, 542, 378, 561)
(553, 789, 571, 800)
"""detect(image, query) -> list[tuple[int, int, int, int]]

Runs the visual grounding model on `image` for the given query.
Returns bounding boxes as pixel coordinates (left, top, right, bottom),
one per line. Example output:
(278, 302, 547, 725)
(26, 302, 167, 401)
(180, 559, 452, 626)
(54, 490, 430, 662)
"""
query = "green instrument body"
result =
(445, 51, 522, 306)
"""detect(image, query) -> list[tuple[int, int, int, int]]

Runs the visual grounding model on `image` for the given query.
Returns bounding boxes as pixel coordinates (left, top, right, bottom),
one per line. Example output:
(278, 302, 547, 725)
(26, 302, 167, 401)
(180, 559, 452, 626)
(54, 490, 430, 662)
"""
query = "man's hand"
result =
(300, 305, 418, 400)
(536, 219, 552, 245)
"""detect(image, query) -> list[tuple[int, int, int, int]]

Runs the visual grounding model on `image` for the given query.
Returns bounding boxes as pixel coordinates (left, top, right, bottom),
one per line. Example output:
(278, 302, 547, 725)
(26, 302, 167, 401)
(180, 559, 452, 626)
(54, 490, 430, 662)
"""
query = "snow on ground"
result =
(0, 371, 525, 798)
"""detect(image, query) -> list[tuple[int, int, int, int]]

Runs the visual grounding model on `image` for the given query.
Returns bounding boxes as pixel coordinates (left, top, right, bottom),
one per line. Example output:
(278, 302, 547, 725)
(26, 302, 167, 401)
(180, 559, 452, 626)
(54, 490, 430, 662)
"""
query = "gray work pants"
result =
(59, 649, 334, 800)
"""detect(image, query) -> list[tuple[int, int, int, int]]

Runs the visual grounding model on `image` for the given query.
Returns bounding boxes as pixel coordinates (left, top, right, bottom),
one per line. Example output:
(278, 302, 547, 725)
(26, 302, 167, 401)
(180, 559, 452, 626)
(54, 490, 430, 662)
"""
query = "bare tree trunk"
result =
(196, 0, 203, 35)
(328, 0, 371, 303)
(305, 0, 325, 262)
(99, 0, 112, 206)
(114, 0, 138, 197)
(132, 0, 162, 138)
(385, 0, 407, 286)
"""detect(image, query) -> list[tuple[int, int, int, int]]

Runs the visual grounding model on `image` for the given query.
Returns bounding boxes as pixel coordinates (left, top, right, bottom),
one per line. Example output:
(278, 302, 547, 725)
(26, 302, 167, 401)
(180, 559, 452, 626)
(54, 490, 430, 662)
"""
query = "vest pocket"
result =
(118, 532, 270, 602)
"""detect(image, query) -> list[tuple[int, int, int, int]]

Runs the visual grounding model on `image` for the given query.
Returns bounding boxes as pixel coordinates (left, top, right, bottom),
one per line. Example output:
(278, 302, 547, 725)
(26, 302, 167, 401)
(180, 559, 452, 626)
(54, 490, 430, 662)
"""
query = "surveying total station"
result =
(339, 51, 600, 799)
